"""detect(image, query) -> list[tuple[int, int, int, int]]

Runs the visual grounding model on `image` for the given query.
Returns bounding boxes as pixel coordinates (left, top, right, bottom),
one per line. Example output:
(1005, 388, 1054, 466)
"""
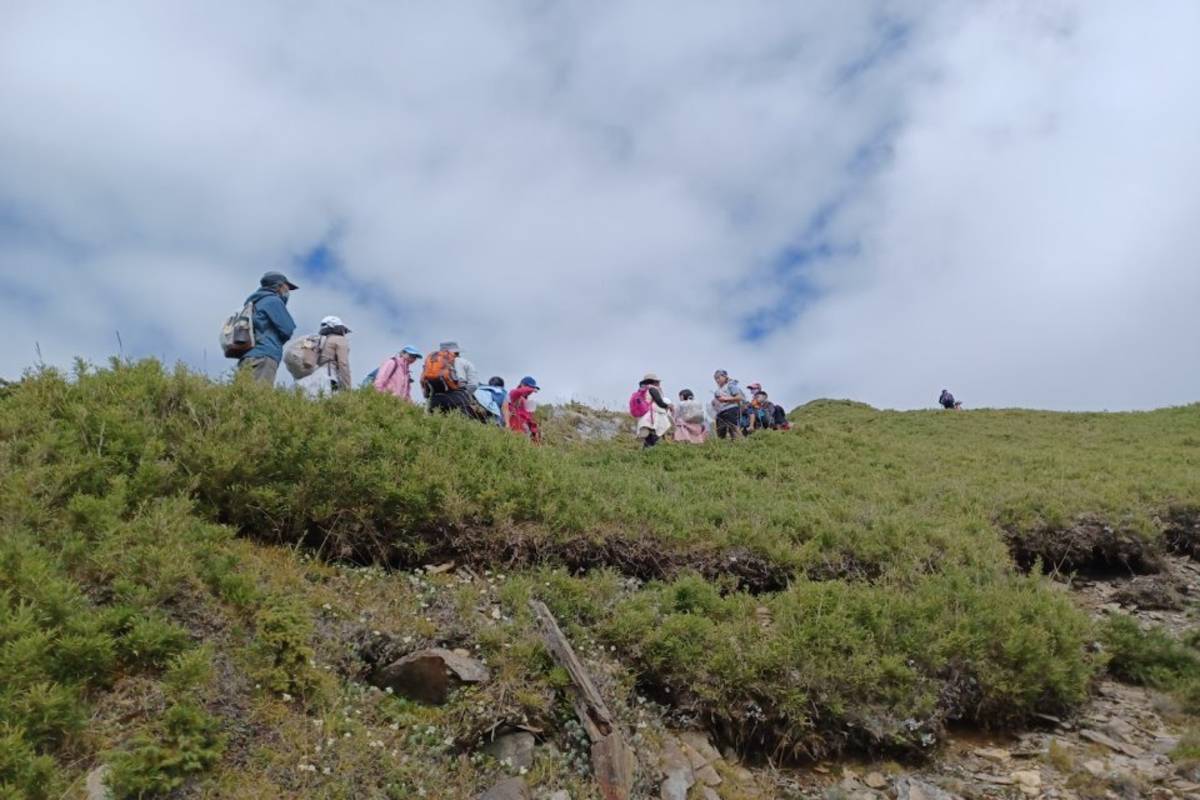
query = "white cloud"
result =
(0, 0, 1196, 409)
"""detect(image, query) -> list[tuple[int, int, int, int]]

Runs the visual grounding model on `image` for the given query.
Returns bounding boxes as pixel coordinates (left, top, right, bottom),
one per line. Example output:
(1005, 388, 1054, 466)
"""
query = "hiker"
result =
(939, 389, 963, 410)
(711, 369, 747, 439)
(373, 346, 423, 402)
(749, 390, 780, 431)
(421, 341, 485, 419)
(299, 315, 352, 395)
(672, 389, 707, 444)
(507, 376, 541, 442)
(476, 376, 509, 427)
(772, 402, 790, 429)
(631, 373, 672, 448)
(239, 271, 298, 384)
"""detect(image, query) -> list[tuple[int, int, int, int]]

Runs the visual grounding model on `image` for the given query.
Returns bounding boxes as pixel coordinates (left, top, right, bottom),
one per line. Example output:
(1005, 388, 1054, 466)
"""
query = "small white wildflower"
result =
(518, 767, 528, 776)
(281, 692, 293, 702)
(343, 732, 351, 738)
(322, 603, 332, 610)
(322, 767, 331, 775)
(402, 636, 413, 644)
(385, 686, 394, 695)
(389, 723, 399, 731)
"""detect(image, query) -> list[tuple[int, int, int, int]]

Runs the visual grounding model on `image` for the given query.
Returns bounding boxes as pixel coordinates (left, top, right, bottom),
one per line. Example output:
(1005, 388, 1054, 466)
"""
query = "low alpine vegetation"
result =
(1, 359, 1197, 795)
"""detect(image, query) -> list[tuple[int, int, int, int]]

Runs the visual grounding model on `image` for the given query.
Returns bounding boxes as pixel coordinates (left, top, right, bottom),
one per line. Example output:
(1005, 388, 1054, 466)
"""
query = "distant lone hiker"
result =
(939, 389, 963, 410)
(711, 369, 747, 439)
(240, 271, 298, 384)
(374, 346, 423, 403)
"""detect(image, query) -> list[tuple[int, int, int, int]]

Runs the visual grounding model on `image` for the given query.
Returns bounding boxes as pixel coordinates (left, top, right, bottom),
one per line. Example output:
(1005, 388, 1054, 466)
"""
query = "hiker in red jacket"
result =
(508, 376, 541, 442)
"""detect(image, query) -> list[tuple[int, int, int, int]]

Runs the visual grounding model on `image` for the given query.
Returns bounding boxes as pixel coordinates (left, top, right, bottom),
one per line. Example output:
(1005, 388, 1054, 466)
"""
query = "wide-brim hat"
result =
(640, 372, 661, 384)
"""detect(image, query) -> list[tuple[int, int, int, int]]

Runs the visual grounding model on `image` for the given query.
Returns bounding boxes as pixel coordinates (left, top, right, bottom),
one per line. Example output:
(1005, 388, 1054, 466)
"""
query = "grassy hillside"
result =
(2, 360, 1198, 798)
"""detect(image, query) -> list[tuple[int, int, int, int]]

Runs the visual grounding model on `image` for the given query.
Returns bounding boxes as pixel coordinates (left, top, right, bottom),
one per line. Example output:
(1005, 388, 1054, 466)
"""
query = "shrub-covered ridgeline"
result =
(2, 359, 1199, 797)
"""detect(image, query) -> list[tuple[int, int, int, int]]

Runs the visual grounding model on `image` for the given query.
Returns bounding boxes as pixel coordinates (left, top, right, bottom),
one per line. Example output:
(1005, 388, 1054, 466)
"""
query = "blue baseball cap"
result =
(401, 346, 422, 358)
(520, 376, 539, 390)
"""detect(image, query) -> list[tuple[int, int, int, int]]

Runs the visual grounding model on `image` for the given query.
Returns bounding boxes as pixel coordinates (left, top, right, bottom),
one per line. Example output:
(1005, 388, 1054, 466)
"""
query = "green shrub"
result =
(1102, 614, 1200, 689)
(107, 704, 225, 798)
(0, 724, 57, 800)
(251, 596, 316, 696)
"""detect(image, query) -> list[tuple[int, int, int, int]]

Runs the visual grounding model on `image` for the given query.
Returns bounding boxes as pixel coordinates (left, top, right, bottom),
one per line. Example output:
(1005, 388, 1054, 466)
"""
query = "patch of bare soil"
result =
(1007, 518, 1165, 577)
(304, 521, 797, 594)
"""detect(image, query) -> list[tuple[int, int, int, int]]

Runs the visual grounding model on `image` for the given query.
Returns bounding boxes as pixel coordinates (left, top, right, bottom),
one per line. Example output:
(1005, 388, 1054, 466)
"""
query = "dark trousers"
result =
(430, 390, 488, 421)
(715, 408, 742, 439)
(642, 431, 660, 448)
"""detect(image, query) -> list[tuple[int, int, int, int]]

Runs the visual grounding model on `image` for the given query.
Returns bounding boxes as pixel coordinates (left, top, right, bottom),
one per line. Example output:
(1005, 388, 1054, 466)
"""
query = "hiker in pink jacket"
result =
(373, 346, 423, 402)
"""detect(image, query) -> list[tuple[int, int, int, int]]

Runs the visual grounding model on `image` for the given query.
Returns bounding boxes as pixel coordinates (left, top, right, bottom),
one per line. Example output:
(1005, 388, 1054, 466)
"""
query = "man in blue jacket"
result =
(240, 271, 298, 384)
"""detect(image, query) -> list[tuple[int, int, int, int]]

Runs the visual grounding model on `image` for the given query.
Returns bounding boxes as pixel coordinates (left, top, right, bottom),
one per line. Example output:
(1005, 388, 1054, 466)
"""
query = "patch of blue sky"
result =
(291, 232, 413, 326)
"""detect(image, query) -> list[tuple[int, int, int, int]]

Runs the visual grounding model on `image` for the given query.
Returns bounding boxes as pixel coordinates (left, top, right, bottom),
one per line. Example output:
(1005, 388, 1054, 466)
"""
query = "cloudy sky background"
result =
(1, 0, 1197, 410)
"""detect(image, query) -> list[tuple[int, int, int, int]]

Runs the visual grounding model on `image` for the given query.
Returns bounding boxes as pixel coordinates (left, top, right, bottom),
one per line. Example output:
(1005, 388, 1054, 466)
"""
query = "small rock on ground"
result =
(85, 766, 111, 800)
(482, 730, 536, 771)
(480, 777, 530, 800)
(372, 647, 490, 705)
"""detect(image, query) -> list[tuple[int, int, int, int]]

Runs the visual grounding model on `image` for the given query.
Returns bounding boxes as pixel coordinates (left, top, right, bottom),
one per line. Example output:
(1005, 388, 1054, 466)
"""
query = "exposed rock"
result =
(371, 648, 489, 704)
(972, 746, 1011, 763)
(677, 730, 721, 767)
(482, 730, 536, 770)
(546, 792, 571, 800)
(694, 764, 721, 787)
(864, 771, 888, 789)
(85, 765, 112, 800)
(1083, 759, 1107, 777)
(1081, 729, 1145, 758)
(480, 777, 530, 800)
(658, 737, 695, 800)
(1010, 770, 1042, 796)
(894, 777, 962, 800)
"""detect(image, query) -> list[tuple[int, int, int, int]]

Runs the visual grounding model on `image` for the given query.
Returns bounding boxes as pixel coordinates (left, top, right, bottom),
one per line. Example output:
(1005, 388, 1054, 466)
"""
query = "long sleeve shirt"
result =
(317, 334, 351, 390)
(453, 356, 479, 391)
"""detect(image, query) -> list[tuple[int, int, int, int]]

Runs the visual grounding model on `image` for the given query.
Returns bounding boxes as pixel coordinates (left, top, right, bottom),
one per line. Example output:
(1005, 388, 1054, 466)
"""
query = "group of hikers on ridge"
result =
(220, 271, 543, 439)
(217, 271, 819, 447)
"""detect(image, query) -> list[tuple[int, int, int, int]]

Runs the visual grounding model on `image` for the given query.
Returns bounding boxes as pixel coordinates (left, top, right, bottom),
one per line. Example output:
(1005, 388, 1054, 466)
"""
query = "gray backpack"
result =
(284, 335, 324, 379)
(220, 301, 255, 359)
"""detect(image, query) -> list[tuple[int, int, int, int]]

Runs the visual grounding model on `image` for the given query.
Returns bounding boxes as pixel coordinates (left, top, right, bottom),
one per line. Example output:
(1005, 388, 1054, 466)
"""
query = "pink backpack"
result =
(629, 388, 653, 418)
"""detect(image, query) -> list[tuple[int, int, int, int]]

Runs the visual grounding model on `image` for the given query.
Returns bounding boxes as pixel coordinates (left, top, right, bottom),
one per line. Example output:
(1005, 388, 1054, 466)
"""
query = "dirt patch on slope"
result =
(300, 522, 796, 594)
(1007, 517, 1164, 577)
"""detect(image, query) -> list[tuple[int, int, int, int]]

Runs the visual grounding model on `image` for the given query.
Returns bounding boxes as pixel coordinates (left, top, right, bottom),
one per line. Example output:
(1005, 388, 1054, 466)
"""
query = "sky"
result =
(1, 0, 1198, 410)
